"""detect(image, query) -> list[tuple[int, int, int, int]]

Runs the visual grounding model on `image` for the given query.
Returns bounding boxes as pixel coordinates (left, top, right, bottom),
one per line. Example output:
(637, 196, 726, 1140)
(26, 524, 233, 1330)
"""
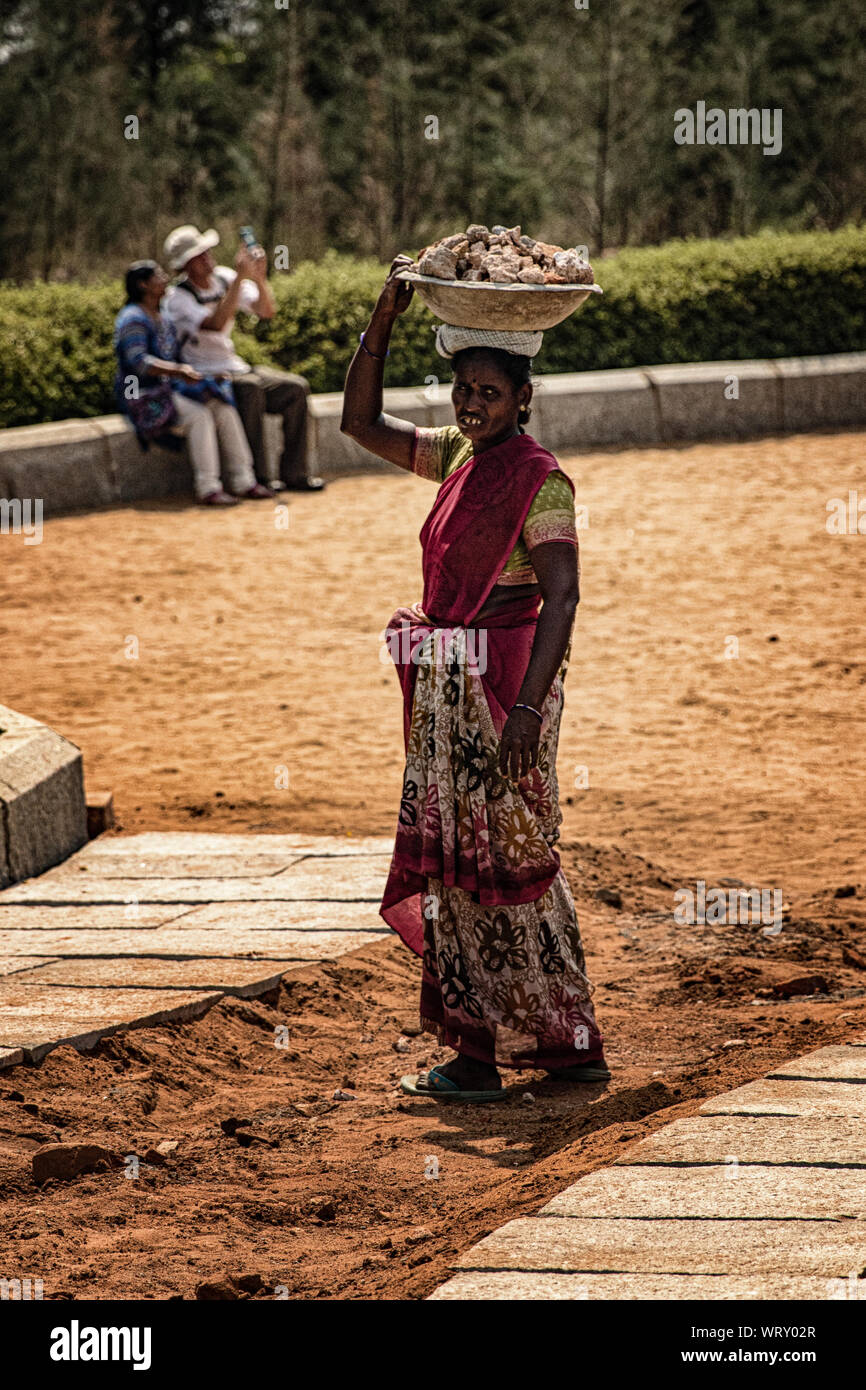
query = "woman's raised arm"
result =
(340, 256, 418, 469)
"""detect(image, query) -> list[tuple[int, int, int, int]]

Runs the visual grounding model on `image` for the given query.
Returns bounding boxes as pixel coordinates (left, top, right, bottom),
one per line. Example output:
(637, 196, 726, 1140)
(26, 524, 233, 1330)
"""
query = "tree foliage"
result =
(0, 0, 863, 281)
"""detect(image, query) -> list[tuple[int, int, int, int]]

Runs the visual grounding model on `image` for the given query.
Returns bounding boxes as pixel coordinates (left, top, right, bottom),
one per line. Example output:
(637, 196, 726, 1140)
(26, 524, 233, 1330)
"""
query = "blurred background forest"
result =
(0, 0, 864, 283)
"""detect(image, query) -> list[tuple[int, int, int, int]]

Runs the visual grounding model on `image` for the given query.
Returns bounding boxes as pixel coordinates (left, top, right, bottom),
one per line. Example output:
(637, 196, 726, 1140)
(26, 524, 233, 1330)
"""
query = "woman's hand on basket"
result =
(376, 255, 415, 318)
(499, 706, 542, 782)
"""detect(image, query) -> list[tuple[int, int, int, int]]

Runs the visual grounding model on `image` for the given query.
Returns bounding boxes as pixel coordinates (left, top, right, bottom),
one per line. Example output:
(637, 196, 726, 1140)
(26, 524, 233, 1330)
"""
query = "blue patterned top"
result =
(112, 303, 236, 414)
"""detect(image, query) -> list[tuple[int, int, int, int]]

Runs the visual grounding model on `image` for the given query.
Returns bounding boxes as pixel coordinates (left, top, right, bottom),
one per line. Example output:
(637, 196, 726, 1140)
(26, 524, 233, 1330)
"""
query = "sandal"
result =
(231, 483, 275, 499)
(400, 1065, 507, 1103)
(546, 1059, 612, 1083)
(200, 489, 239, 507)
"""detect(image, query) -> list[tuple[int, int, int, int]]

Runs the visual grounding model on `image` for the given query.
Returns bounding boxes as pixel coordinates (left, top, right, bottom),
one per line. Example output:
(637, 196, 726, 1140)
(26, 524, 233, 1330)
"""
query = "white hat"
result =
(163, 224, 220, 271)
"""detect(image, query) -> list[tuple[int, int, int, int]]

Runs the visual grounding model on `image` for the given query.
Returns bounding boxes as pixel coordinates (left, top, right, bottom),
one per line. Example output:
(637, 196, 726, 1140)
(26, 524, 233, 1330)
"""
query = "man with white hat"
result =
(162, 225, 324, 492)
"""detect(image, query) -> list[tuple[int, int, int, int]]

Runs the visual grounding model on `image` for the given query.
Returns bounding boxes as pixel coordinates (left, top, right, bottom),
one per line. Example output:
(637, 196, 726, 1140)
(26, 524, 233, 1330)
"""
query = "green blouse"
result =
(410, 426, 579, 585)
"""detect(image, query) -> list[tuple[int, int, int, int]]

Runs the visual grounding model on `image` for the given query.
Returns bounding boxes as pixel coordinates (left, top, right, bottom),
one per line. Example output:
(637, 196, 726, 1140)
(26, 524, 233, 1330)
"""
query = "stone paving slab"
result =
(700, 1078, 866, 1118)
(539, 1164, 866, 1220)
(0, 900, 385, 940)
(614, 1114, 866, 1167)
(768, 1046, 866, 1082)
(0, 926, 387, 959)
(53, 853, 308, 879)
(430, 1271, 842, 1301)
(0, 832, 395, 1068)
(176, 900, 388, 931)
(7, 957, 300, 994)
(0, 904, 194, 930)
(79, 832, 392, 858)
(0, 955, 59, 976)
(432, 1033, 866, 1300)
(0, 929, 167, 957)
(0, 858, 391, 904)
(0, 985, 223, 1062)
(453, 1215, 866, 1276)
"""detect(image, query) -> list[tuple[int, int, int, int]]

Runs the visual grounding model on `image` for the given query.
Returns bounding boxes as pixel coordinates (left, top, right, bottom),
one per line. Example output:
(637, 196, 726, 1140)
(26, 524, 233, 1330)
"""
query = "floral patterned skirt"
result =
(420, 871, 604, 1069)
(382, 614, 604, 1070)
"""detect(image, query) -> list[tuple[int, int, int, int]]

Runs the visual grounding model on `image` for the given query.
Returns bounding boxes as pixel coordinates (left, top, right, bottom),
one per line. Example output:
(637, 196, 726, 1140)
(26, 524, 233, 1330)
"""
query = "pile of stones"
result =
(414, 224, 594, 285)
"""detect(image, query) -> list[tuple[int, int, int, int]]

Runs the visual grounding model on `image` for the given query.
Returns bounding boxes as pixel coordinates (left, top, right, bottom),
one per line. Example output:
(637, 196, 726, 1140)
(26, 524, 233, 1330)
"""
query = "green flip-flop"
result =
(400, 1065, 508, 1103)
(545, 1060, 612, 1083)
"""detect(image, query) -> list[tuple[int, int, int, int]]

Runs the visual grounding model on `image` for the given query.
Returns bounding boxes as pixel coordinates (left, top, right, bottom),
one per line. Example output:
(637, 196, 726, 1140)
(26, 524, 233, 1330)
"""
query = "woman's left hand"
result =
(499, 707, 542, 781)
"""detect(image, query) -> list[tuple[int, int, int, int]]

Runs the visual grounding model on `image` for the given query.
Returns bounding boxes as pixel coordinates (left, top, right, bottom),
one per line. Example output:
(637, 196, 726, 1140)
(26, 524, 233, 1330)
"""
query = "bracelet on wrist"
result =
(511, 702, 543, 722)
(359, 331, 389, 360)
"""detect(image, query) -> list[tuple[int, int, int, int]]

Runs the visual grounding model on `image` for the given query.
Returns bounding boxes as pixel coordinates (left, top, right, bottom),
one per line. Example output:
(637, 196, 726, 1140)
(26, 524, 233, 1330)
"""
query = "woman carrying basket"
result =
(341, 256, 609, 1100)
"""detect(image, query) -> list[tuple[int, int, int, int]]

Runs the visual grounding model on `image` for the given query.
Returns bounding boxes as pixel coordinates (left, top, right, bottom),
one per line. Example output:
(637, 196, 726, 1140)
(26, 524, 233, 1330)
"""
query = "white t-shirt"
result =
(163, 266, 259, 373)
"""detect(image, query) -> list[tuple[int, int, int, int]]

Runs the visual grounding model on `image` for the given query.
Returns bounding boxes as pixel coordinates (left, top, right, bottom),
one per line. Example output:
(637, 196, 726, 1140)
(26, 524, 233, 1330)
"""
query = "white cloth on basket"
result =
(434, 323, 544, 359)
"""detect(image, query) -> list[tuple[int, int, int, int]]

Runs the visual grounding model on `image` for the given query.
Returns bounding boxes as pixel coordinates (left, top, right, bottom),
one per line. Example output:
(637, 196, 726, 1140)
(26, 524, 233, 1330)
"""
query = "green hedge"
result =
(1, 227, 864, 429)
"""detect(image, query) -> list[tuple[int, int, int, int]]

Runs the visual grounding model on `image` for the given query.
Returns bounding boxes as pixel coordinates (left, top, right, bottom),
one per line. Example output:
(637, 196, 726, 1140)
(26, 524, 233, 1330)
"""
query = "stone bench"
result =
(1, 355, 864, 516)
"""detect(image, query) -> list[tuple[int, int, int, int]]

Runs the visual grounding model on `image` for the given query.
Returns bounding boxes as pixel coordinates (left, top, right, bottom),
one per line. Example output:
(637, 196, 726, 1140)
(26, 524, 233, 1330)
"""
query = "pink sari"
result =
(380, 432, 604, 1069)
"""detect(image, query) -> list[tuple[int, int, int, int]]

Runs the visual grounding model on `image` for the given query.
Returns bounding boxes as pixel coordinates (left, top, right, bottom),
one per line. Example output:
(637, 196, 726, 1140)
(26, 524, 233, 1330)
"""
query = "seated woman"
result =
(113, 260, 273, 506)
(340, 256, 609, 1100)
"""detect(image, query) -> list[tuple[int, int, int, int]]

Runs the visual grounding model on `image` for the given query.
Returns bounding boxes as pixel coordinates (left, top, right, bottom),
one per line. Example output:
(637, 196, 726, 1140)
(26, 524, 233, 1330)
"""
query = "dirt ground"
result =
(1, 429, 865, 1299)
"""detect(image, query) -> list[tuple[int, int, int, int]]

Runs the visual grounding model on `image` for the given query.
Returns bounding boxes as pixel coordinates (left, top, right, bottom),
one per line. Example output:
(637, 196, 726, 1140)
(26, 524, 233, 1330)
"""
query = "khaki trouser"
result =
(173, 395, 256, 499)
(231, 366, 311, 485)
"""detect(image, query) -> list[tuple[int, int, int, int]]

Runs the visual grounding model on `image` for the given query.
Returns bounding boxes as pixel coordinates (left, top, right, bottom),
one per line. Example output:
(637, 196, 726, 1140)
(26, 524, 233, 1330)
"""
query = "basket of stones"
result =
(397, 223, 602, 330)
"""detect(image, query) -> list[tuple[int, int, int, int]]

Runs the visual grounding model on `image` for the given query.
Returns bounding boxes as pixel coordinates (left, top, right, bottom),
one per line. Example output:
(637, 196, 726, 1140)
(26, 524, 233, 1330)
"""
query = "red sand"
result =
(1, 430, 864, 1298)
